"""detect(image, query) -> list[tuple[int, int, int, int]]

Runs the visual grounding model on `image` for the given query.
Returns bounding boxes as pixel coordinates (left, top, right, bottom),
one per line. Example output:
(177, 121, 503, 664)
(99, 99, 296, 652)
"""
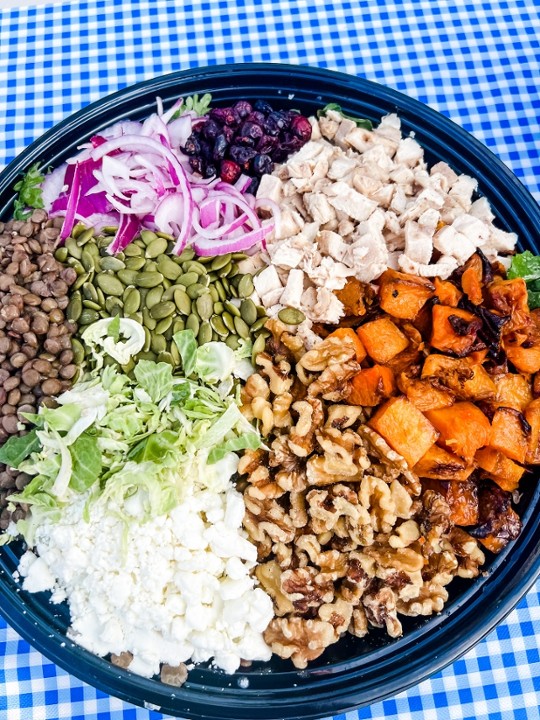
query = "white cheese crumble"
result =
(18, 484, 273, 677)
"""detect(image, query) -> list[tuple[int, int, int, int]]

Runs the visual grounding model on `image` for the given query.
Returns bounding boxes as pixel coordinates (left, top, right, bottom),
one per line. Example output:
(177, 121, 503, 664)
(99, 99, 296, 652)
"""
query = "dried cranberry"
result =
(182, 135, 200, 156)
(257, 135, 278, 154)
(209, 107, 238, 126)
(201, 119, 221, 141)
(233, 100, 253, 119)
(189, 156, 205, 175)
(198, 139, 212, 159)
(246, 111, 266, 125)
(212, 134, 229, 161)
(229, 145, 257, 170)
(220, 160, 242, 184)
(203, 163, 217, 179)
(235, 136, 256, 148)
(222, 125, 235, 143)
(252, 154, 273, 176)
(254, 100, 273, 115)
(240, 122, 264, 141)
(247, 177, 260, 194)
(290, 115, 312, 142)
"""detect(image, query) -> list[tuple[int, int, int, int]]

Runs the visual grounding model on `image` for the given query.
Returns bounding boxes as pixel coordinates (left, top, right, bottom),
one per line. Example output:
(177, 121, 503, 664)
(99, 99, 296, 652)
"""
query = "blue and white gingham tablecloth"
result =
(0, 1, 539, 719)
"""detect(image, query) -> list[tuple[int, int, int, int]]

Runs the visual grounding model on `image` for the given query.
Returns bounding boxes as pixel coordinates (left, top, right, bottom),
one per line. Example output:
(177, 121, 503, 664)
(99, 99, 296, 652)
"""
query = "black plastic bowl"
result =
(1, 64, 540, 720)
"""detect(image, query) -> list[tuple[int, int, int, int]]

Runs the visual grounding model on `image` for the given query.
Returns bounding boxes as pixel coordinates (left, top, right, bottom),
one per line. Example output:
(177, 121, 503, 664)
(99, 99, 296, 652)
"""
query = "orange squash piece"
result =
(327, 327, 367, 363)
(357, 317, 409, 364)
(421, 354, 496, 402)
(425, 402, 491, 463)
(461, 254, 484, 305)
(487, 277, 531, 334)
(378, 269, 434, 320)
(430, 305, 481, 356)
(334, 277, 372, 317)
(493, 374, 533, 411)
(433, 277, 462, 307)
(414, 445, 475, 481)
(348, 365, 396, 406)
(398, 374, 455, 412)
(524, 399, 540, 464)
(506, 343, 540, 374)
(473, 484, 522, 554)
(475, 447, 525, 492)
(423, 478, 479, 526)
(368, 396, 439, 468)
(489, 407, 529, 464)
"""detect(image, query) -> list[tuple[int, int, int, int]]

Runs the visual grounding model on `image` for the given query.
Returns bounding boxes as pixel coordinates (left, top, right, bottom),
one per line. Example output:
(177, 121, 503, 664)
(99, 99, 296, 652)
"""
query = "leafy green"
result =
(107, 314, 121, 342)
(69, 433, 102, 493)
(316, 103, 373, 130)
(508, 251, 540, 309)
(13, 162, 45, 220)
(133, 360, 174, 403)
(183, 93, 212, 116)
(0, 430, 41, 469)
(195, 342, 236, 383)
(207, 432, 261, 464)
(174, 329, 198, 376)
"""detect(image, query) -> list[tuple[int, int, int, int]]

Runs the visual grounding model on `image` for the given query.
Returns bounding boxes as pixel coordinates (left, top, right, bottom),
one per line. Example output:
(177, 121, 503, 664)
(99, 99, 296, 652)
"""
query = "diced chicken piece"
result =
(268, 239, 305, 269)
(237, 253, 267, 276)
(304, 256, 352, 290)
(334, 118, 358, 149)
(279, 269, 305, 308)
(386, 233, 405, 252)
(348, 215, 389, 282)
(399, 186, 446, 222)
(289, 139, 333, 164)
(374, 113, 401, 138)
(469, 197, 495, 224)
(398, 254, 458, 279)
(324, 182, 378, 222)
(346, 127, 374, 153)
(318, 115, 339, 140)
(312, 287, 345, 324)
(253, 265, 283, 306)
(273, 208, 305, 241)
(451, 214, 490, 247)
(386, 251, 401, 270)
(384, 210, 401, 235)
(430, 161, 458, 188)
(417, 207, 440, 233)
(304, 193, 336, 225)
(449, 175, 478, 209)
(489, 227, 518, 253)
(390, 186, 408, 215)
(338, 218, 355, 237)
(328, 156, 358, 180)
(404, 220, 433, 264)
(371, 183, 394, 208)
(371, 132, 399, 158)
(287, 160, 315, 180)
(395, 137, 424, 167)
(295, 320, 323, 349)
(360, 144, 395, 174)
(318, 230, 349, 262)
(433, 225, 476, 265)
(352, 172, 382, 198)
(389, 165, 415, 188)
(309, 116, 322, 140)
(256, 174, 284, 207)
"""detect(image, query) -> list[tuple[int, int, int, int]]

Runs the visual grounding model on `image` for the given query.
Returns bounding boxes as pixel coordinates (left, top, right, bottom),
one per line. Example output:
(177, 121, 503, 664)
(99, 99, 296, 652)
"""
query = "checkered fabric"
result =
(0, 1, 539, 719)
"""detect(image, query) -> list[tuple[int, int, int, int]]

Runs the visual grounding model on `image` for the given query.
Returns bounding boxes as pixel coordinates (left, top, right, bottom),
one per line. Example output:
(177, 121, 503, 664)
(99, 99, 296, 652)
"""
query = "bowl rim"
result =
(1, 61, 540, 720)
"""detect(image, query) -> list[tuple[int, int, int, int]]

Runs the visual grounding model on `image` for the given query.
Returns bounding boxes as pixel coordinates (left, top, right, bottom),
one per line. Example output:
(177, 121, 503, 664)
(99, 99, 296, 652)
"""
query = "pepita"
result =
(198, 322, 213, 345)
(183, 260, 207, 275)
(142, 307, 157, 330)
(79, 308, 100, 325)
(172, 318, 186, 334)
(157, 351, 175, 365)
(177, 272, 199, 287)
(224, 300, 241, 317)
(123, 288, 141, 314)
(66, 237, 83, 259)
(124, 244, 143, 257)
(238, 274, 254, 298)
(76, 228, 95, 246)
(157, 256, 182, 280)
(100, 256, 126, 272)
(145, 286, 164, 309)
(186, 283, 207, 300)
(151, 334, 168, 354)
(145, 237, 168, 258)
(150, 301, 176, 320)
(96, 273, 125, 297)
(278, 307, 306, 325)
(210, 314, 228, 337)
(72, 271, 91, 291)
(173, 289, 191, 315)
(82, 282, 99, 303)
(177, 248, 196, 262)
(251, 333, 266, 363)
(54, 246, 68, 263)
(71, 338, 85, 365)
(233, 315, 250, 339)
(240, 298, 258, 326)
(210, 254, 232, 271)
(83, 299, 102, 311)
(135, 271, 164, 288)
(105, 296, 123, 314)
(140, 230, 158, 246)
(143, 326, 152, 352)
(155, 316, 173, 334)
(66, 294, 83, 322)
(251, 316, 268, 333)
(213, 301, 224, 314)
(186, 314, 200, 335)
(125, 256, 146, 270)
(170, 341, 181, 366)
(225, 334, 240, 350)
(195, 294, 214, 321)
(222, 311, 236, 334)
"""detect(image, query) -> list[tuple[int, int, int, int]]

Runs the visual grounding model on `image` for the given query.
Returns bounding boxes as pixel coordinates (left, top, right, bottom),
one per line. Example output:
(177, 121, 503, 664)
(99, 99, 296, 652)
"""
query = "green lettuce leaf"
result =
(107, 314, 121, 342)
(316, 103, 373, 130)
(0, 429, 41, 469)
(207, 431, 261, 464)
(508, 251, 540, 283)
(194, 342, 236, 383)
(133, 360, 174, 403)
(173, 329, 197, 376)
(13, 162, 45, 220)
(69, 433, 102, 493)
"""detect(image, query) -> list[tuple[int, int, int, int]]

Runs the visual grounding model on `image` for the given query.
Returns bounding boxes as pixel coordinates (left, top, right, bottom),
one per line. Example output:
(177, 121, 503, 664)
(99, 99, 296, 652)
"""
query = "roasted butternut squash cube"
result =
(430, 305, 482, 357)
(414, 445, 475, 481)
(475, 447, 525, 492)
(422, 478, 479, 526)
(378, 269, 434, 320)
(334, 277, 373, 317)
(433, 277, 462, 307)
(525, 399, 540, 464)
(470, 484, 522, 554)
(421, 354, 496, 402)
(357, 317, 409, 364)
(398, 374, 455, 412)
(368, 396, 439, 468)
(348, 365, 396, 406)
(493, 373, 533, 411)
(425, 402, 491, 463)
(327, 327, 367, 363)
(489, 407, 529, 464)
(460, 254, 484, 305)
(506, 342, 540, 374)
(488, 277, 531, 334)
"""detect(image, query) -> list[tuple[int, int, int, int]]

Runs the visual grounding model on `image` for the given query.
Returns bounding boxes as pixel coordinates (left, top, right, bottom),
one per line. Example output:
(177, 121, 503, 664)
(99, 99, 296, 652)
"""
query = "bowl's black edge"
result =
(1, 62, 540, 720)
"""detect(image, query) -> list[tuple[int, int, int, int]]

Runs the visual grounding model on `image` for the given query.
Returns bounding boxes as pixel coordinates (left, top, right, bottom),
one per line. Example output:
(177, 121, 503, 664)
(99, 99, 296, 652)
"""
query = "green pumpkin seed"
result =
(102, 225, 119, 235)
(278, 307, 306, 325)
(140, 230, 158, 246)
(76, 228, 95, 245)
(164, 325, 173, 341)
(230, 285, 239, 299)
(198, 323, 213, 345)
(196, 294, 214, 321)
(81, 282, 98, 302)
(177, 248, 196, 262)
(71, 338, 85, 365)
(100, 256, 126, 272)
(66, 258, 85, 274)
(121, 359, 136, 374)
(80, 250, 96, 271)
(79, 308, 100, 325)
(157, 351, 175, 365)
(124, 243, 142, 257)
(222, 311, 236, 334)
(210, 314, 228, 337)
(71, 224, 86, 239)
(174, 289, 191, 315)
(157, 256, 182, 281)
(67, 294, 83, 322)
(142, 308, 157, 330)
(96, 274, 125, 297)
(83, 299, 102, 311)
(224, 301, 241, 317)
(210, 254, 232, 271)
(72, 271, 91, 291)
(209, 286, 219, 303)
(173, 318, 186, 334)
(238, 274, 254, 298)
(150, 301, 176, 320)
(232, 252, 248, 260)
(240, 298, 258, 326)
(135, 271, 164, 288)
(218, 262, 232, 278)
(213, 301, 224, 314)
(170, 341, 181, 366)
(225, 334, 240, 350)
(96, 288, 106, 307)
(138, 350, 157, 362)
(151, 334, 167, 354)
(66, 237, 83, 259)
(186, 314, 200, 335)
(251, 333, 266, 363)
(124, 288, 141, 314)
(183, 260, 207, 275)
(221, 277, 231, 294)
(128, 311, 144, 325)
(228, 263, 240, 278)
(214, 280, 227, 302)
(234, 315, 250, 339)
(145, 261, 158, 273)
(143, 326, 152, 352)
(54, 246, 69, 262)
(116, 269, 137, 285)
(105, 296, 123, 314)
(177, 272, 199, 288)
(145, 237, 168, 259)
(155, 316, 173, 334)
(145, 286, 164, 309)
(124, 256, 146, 271)
(256, 305, 266, 318)
(186, 283, 207, 300)
(251, 316, 268, 333)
